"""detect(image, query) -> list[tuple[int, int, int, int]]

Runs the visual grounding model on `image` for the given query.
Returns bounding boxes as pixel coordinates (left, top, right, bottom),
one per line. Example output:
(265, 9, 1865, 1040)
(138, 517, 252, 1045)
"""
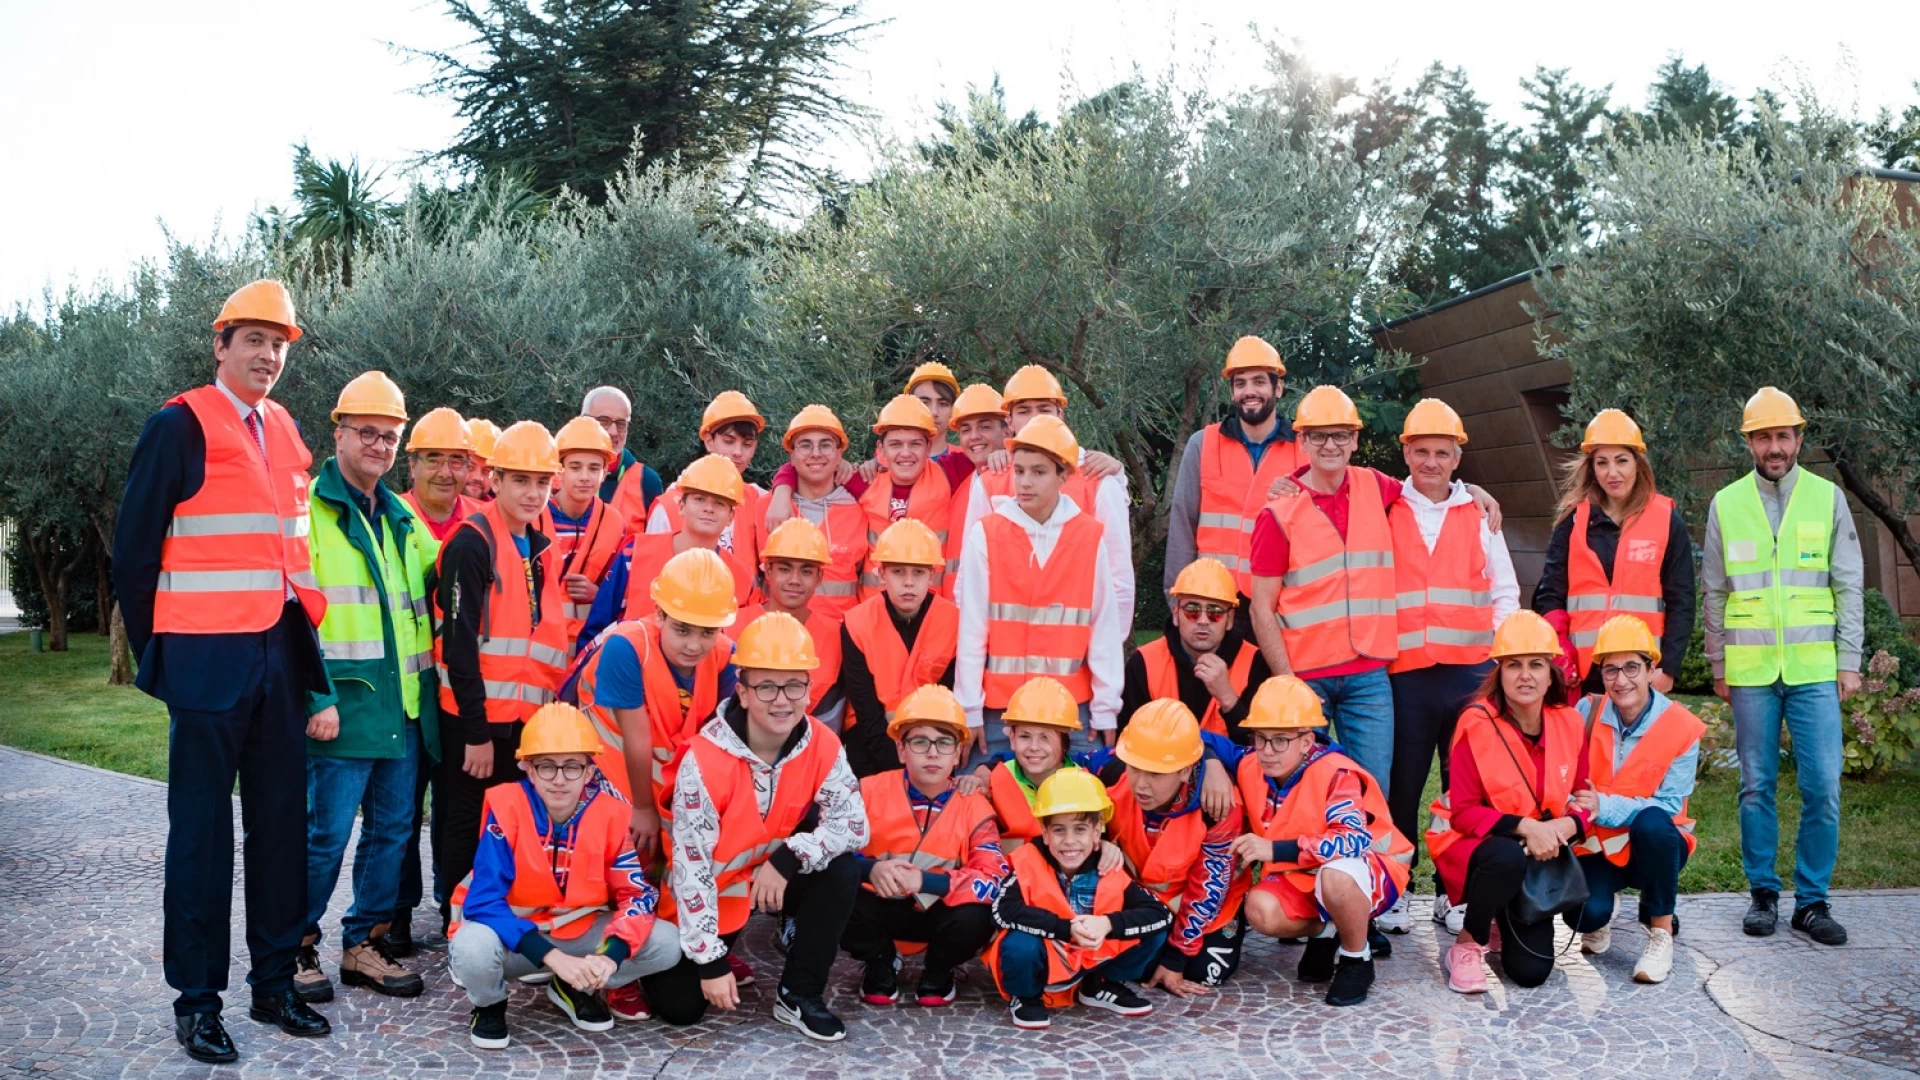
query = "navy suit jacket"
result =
(112, 400, 328, 713)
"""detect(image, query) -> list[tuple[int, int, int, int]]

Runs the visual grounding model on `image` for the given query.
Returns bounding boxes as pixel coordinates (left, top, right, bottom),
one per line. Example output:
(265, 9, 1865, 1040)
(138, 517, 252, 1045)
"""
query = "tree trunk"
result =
(107, 600, 134, 686)
(1827, 446, 1920, 575)
(95, 544, 112, 636)
(23, 525, 73, 652)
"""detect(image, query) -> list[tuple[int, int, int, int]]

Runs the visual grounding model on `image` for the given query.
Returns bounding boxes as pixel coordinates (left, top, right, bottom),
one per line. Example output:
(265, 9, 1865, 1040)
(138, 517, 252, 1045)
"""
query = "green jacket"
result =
(306, 459, 442, 760)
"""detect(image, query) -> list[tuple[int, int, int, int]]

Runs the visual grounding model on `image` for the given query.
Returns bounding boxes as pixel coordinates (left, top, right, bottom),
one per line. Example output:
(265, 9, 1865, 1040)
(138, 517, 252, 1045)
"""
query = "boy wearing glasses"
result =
(843, 685, 1008, 1008)
(400, 407, 481, 544)
(449, 703, 689, 1049)
(1122, 557, 1270, 740)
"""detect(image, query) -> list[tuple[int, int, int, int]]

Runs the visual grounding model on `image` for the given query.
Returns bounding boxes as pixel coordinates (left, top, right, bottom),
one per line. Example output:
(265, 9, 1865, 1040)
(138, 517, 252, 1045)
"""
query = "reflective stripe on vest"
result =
(1424, 702, 1582, 860)
(1135, 635, 1254, 736)
(1564, 495, 1671, 677)
(1195, 425, 1300, 595)
(1572, 696, 1703, 865)
(842, 593, 959, 721)
(861, 770, 995, 909)
(1714, 470, 1840, 687)
(310, 486, 436, 718)
(981, 511, 1103, 707)
(431, 501, 571, 724)
(1262, 471, 1397, 671)
(1388, 498, 1495, 673)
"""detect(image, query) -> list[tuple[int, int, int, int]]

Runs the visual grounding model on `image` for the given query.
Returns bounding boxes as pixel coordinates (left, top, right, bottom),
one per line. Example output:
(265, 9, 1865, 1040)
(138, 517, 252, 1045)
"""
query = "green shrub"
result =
(1844, 650, 1920, 777)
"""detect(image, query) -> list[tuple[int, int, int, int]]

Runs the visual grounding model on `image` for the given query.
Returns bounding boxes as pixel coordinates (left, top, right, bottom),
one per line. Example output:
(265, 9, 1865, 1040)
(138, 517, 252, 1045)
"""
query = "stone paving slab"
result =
(0, 745, 1915, 1078)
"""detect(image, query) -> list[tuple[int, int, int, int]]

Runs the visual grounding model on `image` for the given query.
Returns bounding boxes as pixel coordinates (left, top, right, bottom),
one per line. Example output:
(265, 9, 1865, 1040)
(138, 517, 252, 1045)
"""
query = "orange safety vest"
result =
(1425, 701, 1584, 860)
(1106, 780, 1248, 939)
(1195, 424, 1302, 597)
(1565, 494, 1672, 677)
(620, 532, 758, 620)
(154, 386, 325, 633)
(432, 500, 571, 723)
(750, 499, 867, 623)
(981, 511, 1104, 706)
(566, 616, 732, 808)
(975, 466, 1105, 528)
(987, 761, 1081, 851)
(982, 842, 1139, 1006)
(940, 476, 975, 598)
(859, 465, 952, 588)
(608, 459, 651, 532)
(546, 496, 629, 647)
(861, 770, 996, 909)
(447, 780, 650, 943)
(1133, 636, 1255, 736)
(655, 481, 763, 565)
(1387, 499, 1495, 673)
(1235, 750, 1413, 894)
(656, 719, 842, 935)
(1261, 469, 1397, 672)
(1575, 698, 1702, 865)
(734, 604, 842, 713)
(841, 593, 960, 726)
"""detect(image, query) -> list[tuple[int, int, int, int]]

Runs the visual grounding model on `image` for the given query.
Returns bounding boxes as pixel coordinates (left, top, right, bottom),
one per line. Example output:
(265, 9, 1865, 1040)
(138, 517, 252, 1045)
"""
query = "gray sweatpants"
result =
(450, 911, 682, 1007)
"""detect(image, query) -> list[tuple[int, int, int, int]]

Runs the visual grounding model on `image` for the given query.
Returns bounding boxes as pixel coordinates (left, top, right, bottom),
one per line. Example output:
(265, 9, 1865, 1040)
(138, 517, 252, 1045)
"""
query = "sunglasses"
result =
(1179, 602, 1232, 623)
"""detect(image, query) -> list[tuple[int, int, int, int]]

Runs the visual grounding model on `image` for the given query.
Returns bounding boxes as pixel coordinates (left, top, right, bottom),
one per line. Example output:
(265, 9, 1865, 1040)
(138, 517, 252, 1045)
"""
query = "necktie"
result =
(245, 410, 269, 464)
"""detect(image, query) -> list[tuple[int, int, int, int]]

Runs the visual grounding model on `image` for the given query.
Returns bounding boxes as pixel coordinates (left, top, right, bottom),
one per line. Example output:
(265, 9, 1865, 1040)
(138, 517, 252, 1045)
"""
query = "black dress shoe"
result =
(175, 1013, 238, 1064)
(249, 988, 332, 1037)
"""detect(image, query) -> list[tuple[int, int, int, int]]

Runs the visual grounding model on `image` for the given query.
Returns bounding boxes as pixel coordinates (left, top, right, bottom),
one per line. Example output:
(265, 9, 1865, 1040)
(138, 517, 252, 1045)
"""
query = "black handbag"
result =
(1492, 718, 1589, 925)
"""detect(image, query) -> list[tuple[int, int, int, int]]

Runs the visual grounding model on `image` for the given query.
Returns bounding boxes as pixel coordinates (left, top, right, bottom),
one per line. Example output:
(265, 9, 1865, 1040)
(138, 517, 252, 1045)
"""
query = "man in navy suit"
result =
(112, 280, 336, 1064)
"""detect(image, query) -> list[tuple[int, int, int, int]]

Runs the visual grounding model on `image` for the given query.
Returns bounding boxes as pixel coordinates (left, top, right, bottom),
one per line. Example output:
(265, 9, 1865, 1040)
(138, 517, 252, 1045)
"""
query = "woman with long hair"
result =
(1532, 409, 1694, 695)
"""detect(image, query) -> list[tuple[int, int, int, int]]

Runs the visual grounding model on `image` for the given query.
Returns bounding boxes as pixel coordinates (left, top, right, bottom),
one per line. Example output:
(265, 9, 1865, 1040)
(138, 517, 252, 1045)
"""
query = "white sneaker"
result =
(1581, 926, 1613, 956)
(1432, 893, 1452, 924)
(1443, 901, 1466, 936)
(1376, 895, 1411, 934)
(1634, 927, 1674, 983)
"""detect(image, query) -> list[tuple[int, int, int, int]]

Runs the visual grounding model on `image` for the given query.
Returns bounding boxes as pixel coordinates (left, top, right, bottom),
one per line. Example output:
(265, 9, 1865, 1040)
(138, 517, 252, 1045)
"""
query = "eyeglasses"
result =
(591, 415, 630, 433)
(414, 451, 471, 474)
(790, 437, 841, 456)
(340, 424, 400, 450)
(1302, 430, 1356, 447)
(902, 735, 961, 755)
(1251, 732, 1313, 752)
(745, 680, 811, 702)
(530, 762, 590, 781)
(1179, 602, 1232, 622)
(1601, 660, 1648, 683)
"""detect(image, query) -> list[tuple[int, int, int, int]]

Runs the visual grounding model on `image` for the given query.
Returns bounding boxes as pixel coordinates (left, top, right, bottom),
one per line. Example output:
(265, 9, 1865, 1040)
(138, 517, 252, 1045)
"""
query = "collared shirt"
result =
(1396, 478, 1521, 625)
(1575, 690, 1699, 827)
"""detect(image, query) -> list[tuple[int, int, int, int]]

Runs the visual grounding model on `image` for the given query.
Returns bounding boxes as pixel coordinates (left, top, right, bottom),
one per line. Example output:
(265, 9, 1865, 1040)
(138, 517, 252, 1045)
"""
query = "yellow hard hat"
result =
(1740, 386, 1806, 433)
(331, 371, 408, 423)
(650, 547, 739, 628)
(1400, 398, 1468, 444)
(406, 407, 470, 453)
(516, 702, 607, 759)
(1115, 699, 1204, 773)
(489, 421, 560, 474)
(1241, 675, 1328, 731)
(213, 279, 302, 342)
(675, 453, 744, 506)
(1031, 769, 1113, 823)
(1001, 676, 1083, 731)
(951, 383, 1007, 423)
(905, 361, 960, 397)
(1591, 614, 1662, 666)
(1002, 364, 1068, 408)
(872, 394, 938, 437)
(1293, 385, 1363, 430)
(731, 610, 819, 671)
(886, 684, 972, 744)
(1005, 414, 1079, 472)
(760, 517, 830, 565)
(466, 419, 501, 461)
(1221, 335, 1285, 378)
(700, 390, 766, 439)
(555, 415, 616, 465)
(782, 404, 848, 451)
(1490, 609, 1564, 659)
(1169, 558, 1238, 606)
(1580, 409, 1646, 453)
(869, 518, 945, 568)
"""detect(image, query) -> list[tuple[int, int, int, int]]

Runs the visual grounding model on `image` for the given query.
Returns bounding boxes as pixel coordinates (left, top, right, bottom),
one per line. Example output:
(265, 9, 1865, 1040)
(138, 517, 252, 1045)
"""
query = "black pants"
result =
(1387, 661, 1492, 873)
(395, 724, 445, 923)
(649, 852, 863, 1025)
(163, 617, 311, 1016)
(436, 724, 522, 905)
(841, 892, 997, 978)
(1180, 916, 1248, 986)
(1461, 836, 1559, 988)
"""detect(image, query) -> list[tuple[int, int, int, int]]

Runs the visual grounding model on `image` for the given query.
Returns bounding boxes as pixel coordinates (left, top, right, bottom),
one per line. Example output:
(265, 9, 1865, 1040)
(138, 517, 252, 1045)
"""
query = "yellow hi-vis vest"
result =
(310, 491, 435, 718)
(1714, 469, 1839, 687)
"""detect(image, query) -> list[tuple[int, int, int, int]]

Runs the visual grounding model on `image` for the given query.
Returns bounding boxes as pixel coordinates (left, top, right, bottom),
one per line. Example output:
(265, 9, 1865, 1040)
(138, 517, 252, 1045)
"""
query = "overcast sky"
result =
(3, 0, 1916, 308)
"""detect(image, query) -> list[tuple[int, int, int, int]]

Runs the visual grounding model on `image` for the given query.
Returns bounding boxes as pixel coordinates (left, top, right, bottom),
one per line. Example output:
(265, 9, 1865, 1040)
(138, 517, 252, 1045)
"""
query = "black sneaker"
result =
(916, 969, 958, 1007)
(1009, 995, 1050, 1029)
(1367, 921, 1392, 959)
(1325, 954, 1375, 1007)
(860, 958, 900, 1005)
(1297, 937, 1337, 983)
(468, 1002, 509, 1049)
(1744, 888, 1779, 937)
(1076, 978, 1153, 1016)
(1790, 902, 1848, 946)
(546, 980, 614, 1033)
(774, 985, 846, 1042)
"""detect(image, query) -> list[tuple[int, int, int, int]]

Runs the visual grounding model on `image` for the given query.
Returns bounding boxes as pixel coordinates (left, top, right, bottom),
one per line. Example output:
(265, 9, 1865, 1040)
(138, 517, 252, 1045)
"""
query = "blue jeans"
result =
(305, 723, 421, 948)
(1732, 679, 1842, 907)
(995, 927, 1168, 1000)
(1306, 666, 1395, 795)
(1566, 807, 1690, 932)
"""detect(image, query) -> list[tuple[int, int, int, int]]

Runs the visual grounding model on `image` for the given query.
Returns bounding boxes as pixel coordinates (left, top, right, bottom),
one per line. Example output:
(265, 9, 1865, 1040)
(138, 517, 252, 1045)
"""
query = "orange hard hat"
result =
(782, 404, 848, 451)
(1591, 614, 1661, 666)
(555, 415, 617, 466)
(905, 361, 960, 397)
(1000, 676, 1083, 731)
(1293, 385, 1363, 430)
(869, 518, 945, 568)
(675, 454, 744, 505)
(731, 610, 819, 671)
(488, 421, 560, 474)
(1002, 365, 1068, 408)
(1490, 610, 1564, 659)
(1580, 409, 1646, 453)
(1169, 558, 1238, 606)
(872, 394, 938, 437)
(650, 547, 739, 628)
(406, 407, 470, 453)
(331, 371, 408, 423)
(1221, 335, 1285, 378)
(700, 391, 766, 439)
(516, 702, 607, 759)
(1241, 675, 1328, 731)
(951, 383, 1007, 423)
(1005, 414, 1079, 472)
(1401, 398, 1468, 444)
(213, 279, 302, 342)
(1115, 699, 1204, 773)
(760, 517, 831, 565)
(1740, 386, 1806, 433)
(886, 684, 972, 744)
(466, 419, 501, 461)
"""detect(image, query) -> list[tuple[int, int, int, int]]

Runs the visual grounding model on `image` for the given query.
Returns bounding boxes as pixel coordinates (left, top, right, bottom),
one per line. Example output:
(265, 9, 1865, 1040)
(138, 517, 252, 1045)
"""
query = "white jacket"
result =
(962, 449, 1134, 632)
(1396, 478, 1521, 625)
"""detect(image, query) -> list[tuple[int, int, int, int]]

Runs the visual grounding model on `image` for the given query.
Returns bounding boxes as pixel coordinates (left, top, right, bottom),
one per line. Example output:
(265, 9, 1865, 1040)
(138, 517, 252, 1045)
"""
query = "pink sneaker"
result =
(727, 954, 756, 988)
(1446, 942, 1489, 994)
(608, 983, 650, 1021)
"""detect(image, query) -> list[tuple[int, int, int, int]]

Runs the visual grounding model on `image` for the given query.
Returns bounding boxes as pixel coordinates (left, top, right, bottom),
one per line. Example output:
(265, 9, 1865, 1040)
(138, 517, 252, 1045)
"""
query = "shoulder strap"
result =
(1490, 713, 1545, 819)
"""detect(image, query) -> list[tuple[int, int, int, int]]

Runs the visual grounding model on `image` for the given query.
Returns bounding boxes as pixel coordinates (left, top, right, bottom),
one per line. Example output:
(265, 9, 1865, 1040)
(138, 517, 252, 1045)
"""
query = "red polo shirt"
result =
(1249, 465, 1400, 679)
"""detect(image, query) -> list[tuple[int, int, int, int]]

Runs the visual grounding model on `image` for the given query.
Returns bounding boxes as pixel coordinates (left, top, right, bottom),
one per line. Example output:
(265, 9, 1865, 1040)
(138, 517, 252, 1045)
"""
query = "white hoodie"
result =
(1396, 477, 1521, 626)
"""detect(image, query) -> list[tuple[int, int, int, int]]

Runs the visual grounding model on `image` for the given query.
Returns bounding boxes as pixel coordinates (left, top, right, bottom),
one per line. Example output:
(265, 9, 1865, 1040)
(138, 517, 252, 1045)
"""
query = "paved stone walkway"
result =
(0, 745, 1914, 1078)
